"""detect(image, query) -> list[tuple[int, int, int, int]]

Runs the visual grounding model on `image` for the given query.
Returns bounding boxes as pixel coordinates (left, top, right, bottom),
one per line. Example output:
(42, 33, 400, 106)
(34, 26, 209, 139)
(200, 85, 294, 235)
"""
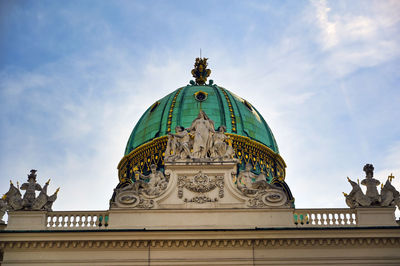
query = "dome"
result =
(124, 84, 279, 156)
(117, 58, 291, 205)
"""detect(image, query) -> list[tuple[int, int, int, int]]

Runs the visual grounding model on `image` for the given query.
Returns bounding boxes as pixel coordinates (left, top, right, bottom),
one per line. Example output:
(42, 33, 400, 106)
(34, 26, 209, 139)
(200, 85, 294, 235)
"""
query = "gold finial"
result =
(1, 194, 6, 200)
(381, 184, 384, 189)
(46, 179, 51, 185)
(342, 192, 348, 197)
(388, 173, 395, 182)
(55, 188, 60, 194)
(357, 178, 360, 185)
(347, 177, 351, 182)
(191, 57, 211, 85)
(10, 180, 13, 185)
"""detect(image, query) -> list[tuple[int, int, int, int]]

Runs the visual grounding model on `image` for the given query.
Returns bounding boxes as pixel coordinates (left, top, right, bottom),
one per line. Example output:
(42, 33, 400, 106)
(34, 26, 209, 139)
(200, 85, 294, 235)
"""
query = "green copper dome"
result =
(124, 84, 279, 156)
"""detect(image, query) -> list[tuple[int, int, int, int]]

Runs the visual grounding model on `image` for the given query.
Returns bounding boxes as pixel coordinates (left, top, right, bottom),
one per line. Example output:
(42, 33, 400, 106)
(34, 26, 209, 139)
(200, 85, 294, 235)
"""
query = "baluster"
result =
(310, 213, 316, 225)
(87, 215, 91, 227)
(98, 214, 103, 228)
(61, 215, 66, 228)
(105, 214, 109, 227)
(336, 212, 343, 226)
(93, 214, 98, 227)
(350, 213, 356, 225)
(343, 213, 348, 225)
(331, 213, 336, 225)
(74, 215, 78, 228)
(82, 214, 87, 227)
(68, 215, 73, 228)
(78, 215, 83, 228)
(48, 215, 53, 228)
(90, 214, 96, 228)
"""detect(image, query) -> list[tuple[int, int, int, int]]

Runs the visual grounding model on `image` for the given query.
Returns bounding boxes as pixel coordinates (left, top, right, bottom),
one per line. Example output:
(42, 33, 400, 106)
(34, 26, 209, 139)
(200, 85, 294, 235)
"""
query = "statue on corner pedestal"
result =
(0, 169, 60, 220)
(344, 164, 400, 209)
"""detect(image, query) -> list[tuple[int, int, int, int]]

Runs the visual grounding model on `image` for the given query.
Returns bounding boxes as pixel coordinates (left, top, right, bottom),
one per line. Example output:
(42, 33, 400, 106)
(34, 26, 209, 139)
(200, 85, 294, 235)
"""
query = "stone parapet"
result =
(6, 211, 47, 230)
(356, 207, 398, 226)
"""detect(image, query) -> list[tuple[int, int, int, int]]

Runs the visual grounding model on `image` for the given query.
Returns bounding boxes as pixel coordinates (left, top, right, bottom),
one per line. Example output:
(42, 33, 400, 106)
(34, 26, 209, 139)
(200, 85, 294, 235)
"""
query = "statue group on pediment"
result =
(111, 164, 169, 209)
(0, 170, 59, 223)
(236, 163, 289, 208)
(165, 110, 235, 162)
(344, 164, 400, 209)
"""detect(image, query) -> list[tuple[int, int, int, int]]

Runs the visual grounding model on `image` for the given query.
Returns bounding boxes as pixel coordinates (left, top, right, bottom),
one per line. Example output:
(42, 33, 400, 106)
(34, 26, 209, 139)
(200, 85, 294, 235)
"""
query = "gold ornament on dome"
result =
(191, 57, 211, 85)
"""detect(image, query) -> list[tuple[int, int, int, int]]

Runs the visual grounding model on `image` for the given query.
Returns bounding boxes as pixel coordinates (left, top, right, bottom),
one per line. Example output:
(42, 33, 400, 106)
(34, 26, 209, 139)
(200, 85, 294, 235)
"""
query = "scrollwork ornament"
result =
(248, 189, 288, 208)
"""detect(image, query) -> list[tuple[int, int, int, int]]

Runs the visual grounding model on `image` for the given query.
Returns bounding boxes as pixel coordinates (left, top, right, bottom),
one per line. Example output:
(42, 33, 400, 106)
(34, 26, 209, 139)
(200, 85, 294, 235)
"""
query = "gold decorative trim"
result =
(194, 90, 208, 102)
(218, 87, 237, 133)
(167, 87, 183, 133)
(118, 136, 168, 182)
(227, 133, 286, 179)
(150, 101, 160, 113)
(118, 134, 286, 183)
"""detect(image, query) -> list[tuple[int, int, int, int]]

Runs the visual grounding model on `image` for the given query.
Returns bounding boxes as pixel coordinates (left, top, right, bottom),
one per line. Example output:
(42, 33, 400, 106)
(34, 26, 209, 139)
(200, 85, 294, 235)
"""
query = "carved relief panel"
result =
(177, 171, 224, 204)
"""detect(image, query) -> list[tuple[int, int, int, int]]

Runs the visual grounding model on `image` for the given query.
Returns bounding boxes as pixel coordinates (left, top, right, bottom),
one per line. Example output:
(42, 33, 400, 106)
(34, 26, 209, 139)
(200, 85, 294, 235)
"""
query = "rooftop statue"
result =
(344, 164, 400, 209)
(188, 110, 215, 159)
(111, 164, 169, 209)
(135, 164, 168, 196)
(21, 170, 42, 208)
(165, 126, 192, 161)
(0, 195, 7, 224)
(165, 110, 236, 162)
(191, 57, 211, 85)
(0, 170, 60, 222)
(237, 163, 289, 207)
(211, 126, 235, 160)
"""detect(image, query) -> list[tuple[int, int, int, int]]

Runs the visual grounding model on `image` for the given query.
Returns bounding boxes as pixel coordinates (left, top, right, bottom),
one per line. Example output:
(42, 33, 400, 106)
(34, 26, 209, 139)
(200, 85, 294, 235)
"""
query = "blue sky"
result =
(1, 0, 399, 216)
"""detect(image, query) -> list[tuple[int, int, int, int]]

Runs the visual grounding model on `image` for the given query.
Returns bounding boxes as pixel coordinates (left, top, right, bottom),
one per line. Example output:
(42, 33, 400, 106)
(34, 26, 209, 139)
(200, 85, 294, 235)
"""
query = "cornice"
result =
(1, 236, 399, 249)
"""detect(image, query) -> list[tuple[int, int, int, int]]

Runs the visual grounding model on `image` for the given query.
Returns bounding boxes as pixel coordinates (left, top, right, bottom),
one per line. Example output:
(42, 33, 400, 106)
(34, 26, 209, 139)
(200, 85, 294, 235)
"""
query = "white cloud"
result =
(310, 0, 400, 77)
(311, 0, 338, 49)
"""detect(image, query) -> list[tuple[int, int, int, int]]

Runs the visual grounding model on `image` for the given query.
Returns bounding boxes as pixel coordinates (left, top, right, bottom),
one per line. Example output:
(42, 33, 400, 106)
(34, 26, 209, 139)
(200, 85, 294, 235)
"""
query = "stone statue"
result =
(381, 177, 400, 208)
(0, 195, 7, 224)
(2, 170, 59, 212)
(112, 164, 169, 209)
(361, 164, 380, 204)
(32, 179, 60, 211)
(236, 163, 288, 207)
(165, 126, 192, 160)
(135, 164, 168, 196)
(21, 170, 42, 208)
(237, 163, 258, 195)
(237, 164, 275, 195)
(344, 177, 372, 208)
(164, 111, 237, 162)
(344, 164, 400, 209)
(188, 110, 215, 159)
(211, 126, 235, 160)
(4, 181, 23, 211)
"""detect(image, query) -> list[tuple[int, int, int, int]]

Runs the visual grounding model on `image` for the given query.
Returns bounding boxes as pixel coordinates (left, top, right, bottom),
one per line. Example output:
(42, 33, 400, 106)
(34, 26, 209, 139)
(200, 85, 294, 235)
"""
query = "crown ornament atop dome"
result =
(191, 57, 211, 85)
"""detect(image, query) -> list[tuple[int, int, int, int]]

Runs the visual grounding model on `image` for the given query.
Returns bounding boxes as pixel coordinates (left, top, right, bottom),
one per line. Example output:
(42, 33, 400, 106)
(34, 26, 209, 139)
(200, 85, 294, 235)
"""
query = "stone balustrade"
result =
(4, 207, 397, 231)
(293, 208, 357, 227)
(46, 211, 109, 230)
